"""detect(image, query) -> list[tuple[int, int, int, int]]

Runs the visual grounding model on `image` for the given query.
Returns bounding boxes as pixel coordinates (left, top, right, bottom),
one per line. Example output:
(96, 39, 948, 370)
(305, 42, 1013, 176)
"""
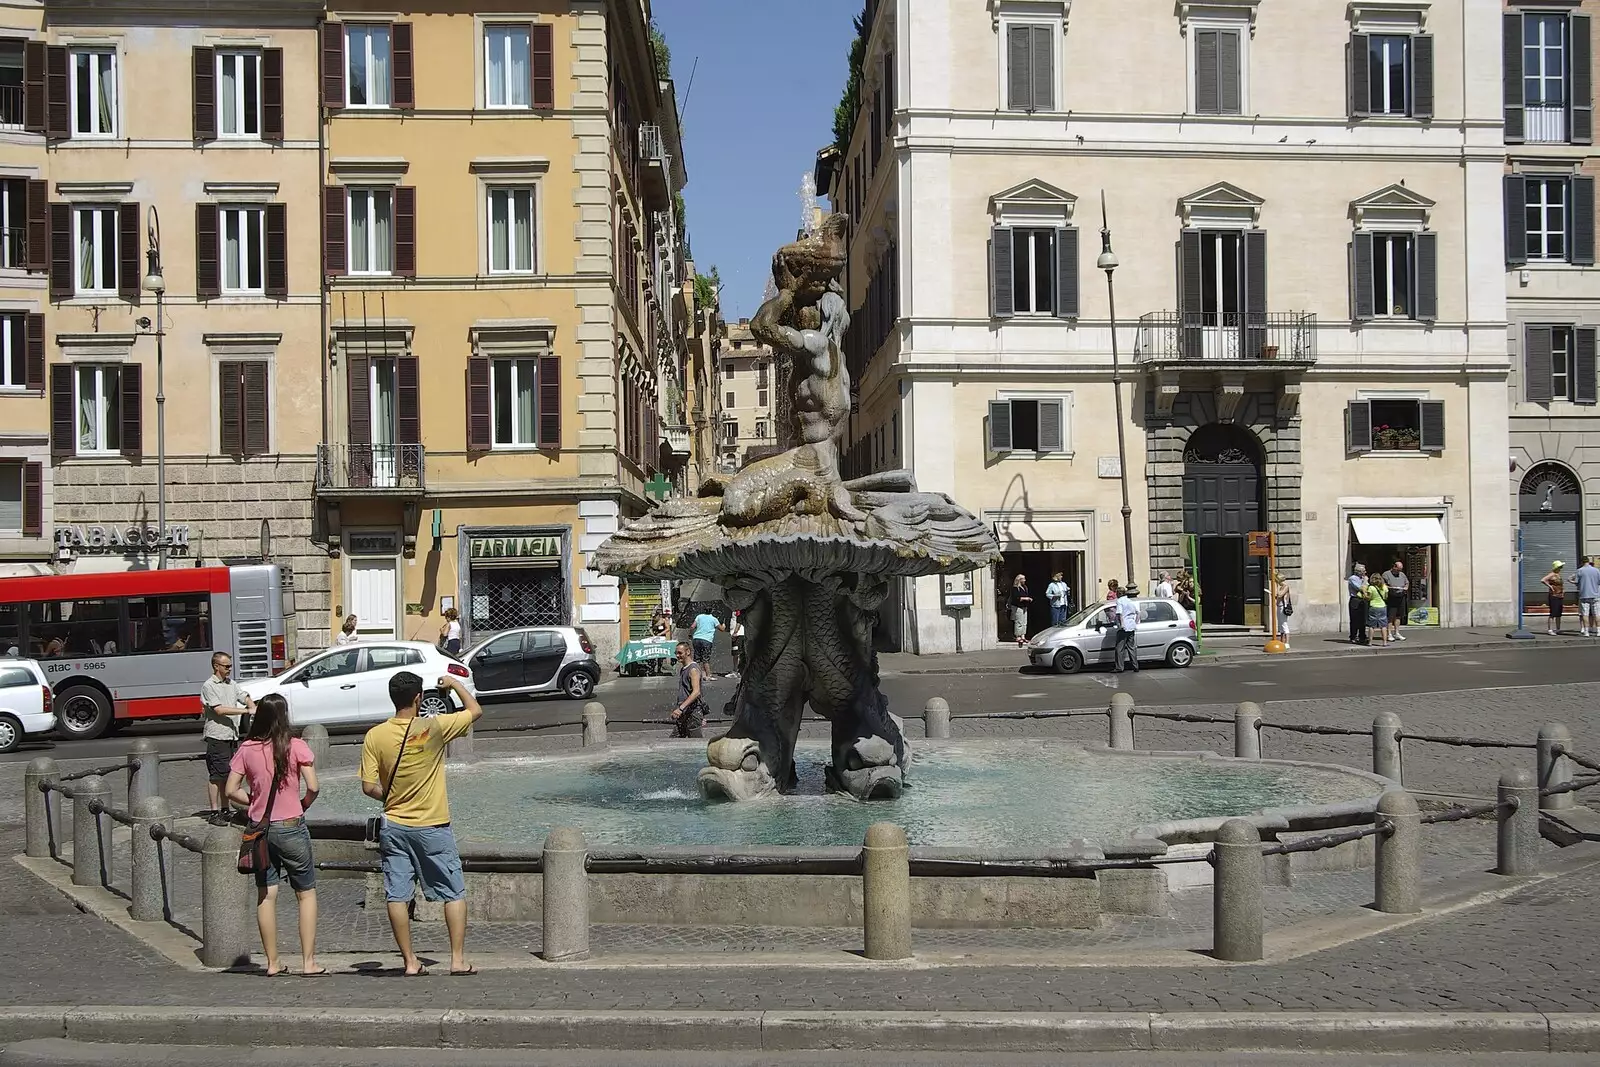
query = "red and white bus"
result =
(0, 564, 296, 740)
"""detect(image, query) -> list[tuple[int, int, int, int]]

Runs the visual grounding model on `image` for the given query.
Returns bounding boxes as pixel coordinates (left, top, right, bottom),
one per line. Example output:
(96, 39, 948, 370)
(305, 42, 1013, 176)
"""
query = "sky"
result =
(652, 0, 862, 321)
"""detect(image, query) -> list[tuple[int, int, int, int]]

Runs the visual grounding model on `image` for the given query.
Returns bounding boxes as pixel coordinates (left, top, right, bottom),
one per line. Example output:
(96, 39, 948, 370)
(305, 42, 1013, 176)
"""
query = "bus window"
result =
(128, 594, 212, 654)
(27, 600, 120, 657)
(0, 604, 19, 656)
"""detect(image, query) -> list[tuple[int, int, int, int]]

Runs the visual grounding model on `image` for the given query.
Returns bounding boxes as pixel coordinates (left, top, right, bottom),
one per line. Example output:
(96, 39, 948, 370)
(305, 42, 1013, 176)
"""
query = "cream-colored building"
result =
(823, 0, 1514, 653)
(717, 319, 778, 470)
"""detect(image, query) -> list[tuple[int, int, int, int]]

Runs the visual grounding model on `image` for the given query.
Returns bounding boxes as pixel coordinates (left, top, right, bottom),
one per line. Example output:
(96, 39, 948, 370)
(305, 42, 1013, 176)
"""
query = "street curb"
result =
(4, 1008, 1600, 1053)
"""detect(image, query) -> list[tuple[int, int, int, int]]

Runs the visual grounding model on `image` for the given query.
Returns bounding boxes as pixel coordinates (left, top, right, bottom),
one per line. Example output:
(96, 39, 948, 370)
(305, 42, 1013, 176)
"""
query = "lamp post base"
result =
(1263, 638, 1288, 654)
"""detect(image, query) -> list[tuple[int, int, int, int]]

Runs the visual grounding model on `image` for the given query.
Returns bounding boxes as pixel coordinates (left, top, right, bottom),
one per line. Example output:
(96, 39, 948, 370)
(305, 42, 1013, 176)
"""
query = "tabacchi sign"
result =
(56, 525, 191, 553)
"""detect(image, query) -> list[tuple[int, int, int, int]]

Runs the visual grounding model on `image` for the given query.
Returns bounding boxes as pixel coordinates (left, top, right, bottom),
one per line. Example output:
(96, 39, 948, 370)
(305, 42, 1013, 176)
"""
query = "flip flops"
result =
(449, 965, 478, 977)
(301, 968, 330, 977)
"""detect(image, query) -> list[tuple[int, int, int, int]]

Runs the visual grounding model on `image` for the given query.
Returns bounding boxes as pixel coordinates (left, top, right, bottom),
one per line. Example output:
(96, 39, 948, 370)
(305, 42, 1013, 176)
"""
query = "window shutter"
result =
(1419, 400, 1445, 452)
(1572, 176, 1596, 267)
(1574, 16, 1594, 145)
(1030, 24, 1053, 112)
(397, 355, 420, 444)
(1243, 229, 1268, 356)
(538, 353, 561, 448)
(219, 360, 243, 455)
(347, 355, 371, 445)
(265, 203, 288, 300)
(1524, 325, 1554, 404)
(1576, 327, 1598, 405)
(120, 363, 143, 458)
(23, 41, 45, 134)
(1054, 226, 1079, 320)
(1038, 399, 1064, 453)
(392, 22, 415, 109)
(990, 226, 1014, 318)
(988, 399, 1013, 452)
(1504, 174, 1528, 268)
(1006, 25, 1032, 111)
(262, 48, 285, 143)
(45, 46, 67, 140)
(467, 355, 491, 450)
(1347, 400, 1373, 452)
(321, 22, 345, 110)
(323, 186, 346, 276)
(26, 180, 47, 273)
(48, 203, 71, 299)
(244, 361, 269, 456)
(1180, 228, 1204, 358)
(21, 463, 41, 537)
(50, 365, 73, 457)
(1504, 13, 1525, 143)
(1217, 30, 1241, 115)
(25, 313, 44, 391)
(394, 186, 416, 277)
(1352, 233, 1375, 321)
(1195, 30, 1220, 114)
(195, 203, 220, 301)
(1349, 34, 1370, 118)
(1414, 232, 1438, 322)
(118, 203, 141, 304)
(884, 50, 895, 125)
(1410, 34, 1434, 120)
(532, 23, 555, 110)
(192, 47, 216, 142)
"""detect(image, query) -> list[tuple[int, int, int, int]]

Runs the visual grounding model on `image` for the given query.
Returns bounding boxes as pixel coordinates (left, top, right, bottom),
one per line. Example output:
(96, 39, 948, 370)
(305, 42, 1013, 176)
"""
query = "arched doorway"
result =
(1519, 463, 1583, 617)
(1183, 424, 1265, 626)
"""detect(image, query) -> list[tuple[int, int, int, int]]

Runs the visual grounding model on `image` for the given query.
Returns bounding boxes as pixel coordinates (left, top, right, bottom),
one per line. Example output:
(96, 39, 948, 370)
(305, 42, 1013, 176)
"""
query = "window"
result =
(348, 189, 393, 274)
(346, 25, 391, 108)
(220, 207, 264, 294)
(1139, 601, 1179, 623)
(74, 206, 119, 295)
(71, 50, 116, 136)
(1011, 228, 1056, 314)
(29, 599, 120, 657)
(487, 187, 536, 273)
(0, 40, 21, 129)
(1526, 13, 1568, 142)
(725, 391, 735, 408)
(492, 356, 540, 446)
(1346, 397, 1445, 452)
(1527, 177, 1569, 261)
(722, 420, 738, 442)
(754, 420, 768, 439)
(723, 361, 735, 377)
(218, 360, 270, 457)
(76, 364, 122, 453)
(1525, 325, 1598, 404)
(1507, 174, 1595, 268)
(987, 397, 1067, 453)
(217, 52, 261, 138)
(1507, 12, 1592, 144)
(485, 25, 531, 108)
(365, 646, 423, 670)
(295, 647, 361, 680)
(0, 666, 35, 689)
(990, 222, 1078, 319)
(0, 313, 23, 389)
(1003, 22, 1054, 113)
(1367, 35, 1410, 116)
(0, 604, 17, 654)
(1200, 231, 1243, 324)
(127, 594, 210, 654)
(0, 463, 18, 532)
(0, 178, 25, 269)
(757, 389, 769, 407)
(1371, 233, 1413, 317)
(1193, 28, 1242, 116)
(1552, 326, 1571, 400)
(1354, 230, 1436, 323)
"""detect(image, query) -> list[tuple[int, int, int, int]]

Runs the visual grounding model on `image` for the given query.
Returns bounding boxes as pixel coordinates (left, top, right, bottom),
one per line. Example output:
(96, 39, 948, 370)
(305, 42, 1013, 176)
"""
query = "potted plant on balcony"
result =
(1373, 424, 1420, 451)
(1261, 343, 1280, 360)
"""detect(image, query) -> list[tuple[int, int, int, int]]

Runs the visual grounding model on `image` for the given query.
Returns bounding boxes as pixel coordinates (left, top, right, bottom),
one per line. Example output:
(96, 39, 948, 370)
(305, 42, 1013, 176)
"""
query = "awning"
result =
(1351, 516, 1448, 546)
(995, 519, 1089, 550)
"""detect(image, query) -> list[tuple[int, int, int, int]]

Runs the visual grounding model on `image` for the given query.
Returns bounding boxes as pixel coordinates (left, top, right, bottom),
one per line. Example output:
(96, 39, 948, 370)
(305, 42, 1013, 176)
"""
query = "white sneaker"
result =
(1396, 632, 1406, 641)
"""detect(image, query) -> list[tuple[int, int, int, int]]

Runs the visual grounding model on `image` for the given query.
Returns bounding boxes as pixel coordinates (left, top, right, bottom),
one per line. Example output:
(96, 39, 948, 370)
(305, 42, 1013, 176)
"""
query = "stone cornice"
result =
(45, 0, 322, 23)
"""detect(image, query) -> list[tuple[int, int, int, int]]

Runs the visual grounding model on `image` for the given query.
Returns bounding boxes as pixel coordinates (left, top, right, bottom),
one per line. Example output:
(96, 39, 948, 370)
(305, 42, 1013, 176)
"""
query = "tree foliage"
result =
(831, 5, 868, 156)
(694, 267, 721, 313)
(649, 22, 672, 82)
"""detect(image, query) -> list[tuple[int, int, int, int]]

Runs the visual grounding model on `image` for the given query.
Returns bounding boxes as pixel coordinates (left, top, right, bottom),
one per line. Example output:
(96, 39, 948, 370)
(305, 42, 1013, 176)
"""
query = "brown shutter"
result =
(195, 203, 220, 300)
(119, 363, 143, 458)
(1504, 13, 1525, 143)
(538, 353, 560, 447)
(118, 202, 141, 304)
(532, 23, 555, 110)
(21, 463, 42, 537)
(50, 365, 73, 457)
(219, 359, 243, 455)
(26, 181, 47, 273)
(264, 203, 288, 300)
(45, 46, 68, 140)
(391, 22, 415, 109)
(48, 203, 71, 300)
(1349, 34, 1370, 118)
(396, 355, 420, 444)
(394, 186, 416, 277)
(192, 46, 216, 142)
(467, 355, 491, 450)
(24, 313, 44, 391)
(321, 22, 345, 110)
(1524, 326, 1554, 404)
(347, 355, 371, 444)
(243, 361, 269, 456)
(23, 41, 45, 134)
(322, 185, 346, 276)
(262, 48, 285, 143)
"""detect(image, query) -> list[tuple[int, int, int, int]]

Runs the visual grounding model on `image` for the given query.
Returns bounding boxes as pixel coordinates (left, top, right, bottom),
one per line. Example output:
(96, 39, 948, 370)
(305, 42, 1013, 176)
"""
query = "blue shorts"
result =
(379, 822, 465, 903)
(258, 820, 316, 892)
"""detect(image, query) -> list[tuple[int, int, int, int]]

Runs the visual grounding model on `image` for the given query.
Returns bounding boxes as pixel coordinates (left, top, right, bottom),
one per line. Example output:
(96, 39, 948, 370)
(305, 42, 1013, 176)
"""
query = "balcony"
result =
(664, 424, 692, 459)
(1135, 312, 1316, 420)
(638, 121, 672, 208)
(316, 444, 426, 497)
(0, 85, 22, 131)
(1525, 104, 1567, 145)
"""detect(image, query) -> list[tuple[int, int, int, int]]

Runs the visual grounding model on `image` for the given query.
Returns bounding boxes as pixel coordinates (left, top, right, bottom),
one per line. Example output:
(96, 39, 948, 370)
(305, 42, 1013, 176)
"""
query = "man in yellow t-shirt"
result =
(360, 671, 482, 977)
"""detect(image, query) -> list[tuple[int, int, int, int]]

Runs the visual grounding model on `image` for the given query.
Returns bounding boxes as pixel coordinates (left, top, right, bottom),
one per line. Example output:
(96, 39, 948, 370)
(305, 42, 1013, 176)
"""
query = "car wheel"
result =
(562, 669, 596, 700)
(418, 690, 451, 717)
(1166, 642, 1195, 668)
(1053, 648, 1083, 675)
(56, 685, 113, 740)
(0, 714, 20, 754)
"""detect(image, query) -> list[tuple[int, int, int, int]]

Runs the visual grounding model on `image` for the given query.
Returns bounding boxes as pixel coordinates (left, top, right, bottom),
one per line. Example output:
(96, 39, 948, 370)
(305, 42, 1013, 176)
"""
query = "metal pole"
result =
(1508, 526, 1534, 639)
(156, 283, 167, 570)
(1100, 193, 1136, 590)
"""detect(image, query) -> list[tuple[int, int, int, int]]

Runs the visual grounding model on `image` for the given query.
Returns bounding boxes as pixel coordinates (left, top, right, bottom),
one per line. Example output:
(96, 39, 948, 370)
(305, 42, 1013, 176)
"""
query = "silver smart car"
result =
(1026, 598, 1198, 674)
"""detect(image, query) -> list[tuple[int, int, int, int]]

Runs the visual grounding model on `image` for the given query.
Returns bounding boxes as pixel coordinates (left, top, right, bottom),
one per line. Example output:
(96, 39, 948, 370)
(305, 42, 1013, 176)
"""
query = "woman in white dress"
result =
(335, 615, 359, 646)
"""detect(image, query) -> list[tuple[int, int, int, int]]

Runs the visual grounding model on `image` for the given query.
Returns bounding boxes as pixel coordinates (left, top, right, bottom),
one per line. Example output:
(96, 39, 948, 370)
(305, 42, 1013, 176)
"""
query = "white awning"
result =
(1351, 516, 1448, 546)
(0, 563, 53, 578)
(996, 519, 1089, 550)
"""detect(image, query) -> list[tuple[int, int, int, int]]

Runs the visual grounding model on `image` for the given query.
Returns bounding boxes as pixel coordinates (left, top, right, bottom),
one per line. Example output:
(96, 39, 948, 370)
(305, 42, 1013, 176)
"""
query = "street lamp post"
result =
(141, 207, 167, 569)
(1098, 193, 1137, 591)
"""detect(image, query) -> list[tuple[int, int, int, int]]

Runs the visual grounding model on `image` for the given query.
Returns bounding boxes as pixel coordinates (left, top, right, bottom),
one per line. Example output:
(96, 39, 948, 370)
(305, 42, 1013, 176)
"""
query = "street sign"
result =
(1248, 531, 1271, 557)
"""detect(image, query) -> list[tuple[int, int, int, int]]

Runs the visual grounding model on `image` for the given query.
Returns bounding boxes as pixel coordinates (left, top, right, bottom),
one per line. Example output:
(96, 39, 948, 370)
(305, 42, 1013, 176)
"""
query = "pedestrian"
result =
(359, 671, 483, 977)
(728, 611, 746, 676)
(1543, 561, 1568, 636)
(1272, 572, 1292, 650)
(225, 693, 324, 977)
(691, 608, 725, 677)
(650, 609, 671, 639)
(1105, 578, 1120, 602)
(1009, 574, 1034, 646)
(1382, 560, 1409, 642)
(1174, 573, 1196, 613)
(1112, 585, 1141, 673)
(1365, 573, 1389, 647)
(1045, 571, 1072, 626)
(201, 651, 254, 825)
(1347, 563, 1369, 645)
(1576, 556, 1600, 637)
(1154, 571, 1175, 600)
(670, 640, 709, 737)
(335, 615, 359, 645)
(438, 607, 462, 657)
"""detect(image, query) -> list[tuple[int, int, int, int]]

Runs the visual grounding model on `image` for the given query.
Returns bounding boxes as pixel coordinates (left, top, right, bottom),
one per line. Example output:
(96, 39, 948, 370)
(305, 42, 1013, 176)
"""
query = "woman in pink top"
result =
(224, 693, 323, 976)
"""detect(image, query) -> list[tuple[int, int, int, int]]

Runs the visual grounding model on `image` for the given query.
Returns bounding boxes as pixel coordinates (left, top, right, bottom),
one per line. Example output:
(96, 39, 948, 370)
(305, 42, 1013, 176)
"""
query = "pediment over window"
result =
(990, 178, 1077, 226)
(1178, 181, 1263, 228)
(1350, 183, 1435, 229)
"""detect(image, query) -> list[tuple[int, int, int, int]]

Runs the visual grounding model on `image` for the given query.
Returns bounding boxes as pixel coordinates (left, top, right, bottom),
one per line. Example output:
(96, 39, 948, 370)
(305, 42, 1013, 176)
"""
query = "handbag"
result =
(363, 717, 416, 843)
(1283, 598, 1294, 618)
(237, 743, 285, 875)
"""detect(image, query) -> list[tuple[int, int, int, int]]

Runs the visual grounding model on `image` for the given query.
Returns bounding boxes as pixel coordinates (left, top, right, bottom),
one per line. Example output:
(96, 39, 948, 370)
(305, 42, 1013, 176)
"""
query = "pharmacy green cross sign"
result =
(644, 473, 673, 502)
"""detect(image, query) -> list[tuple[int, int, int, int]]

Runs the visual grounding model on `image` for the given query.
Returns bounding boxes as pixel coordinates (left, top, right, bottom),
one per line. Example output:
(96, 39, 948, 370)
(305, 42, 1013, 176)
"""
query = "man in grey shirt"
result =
(1576, 556, 1600, 637)
(200, 651, 253, 825)
(1347, 564, 1368, 644)
(1382, 561, 1410, 642)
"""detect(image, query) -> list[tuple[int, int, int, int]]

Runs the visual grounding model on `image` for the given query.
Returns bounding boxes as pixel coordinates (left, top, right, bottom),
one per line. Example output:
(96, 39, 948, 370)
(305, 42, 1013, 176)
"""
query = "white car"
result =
(240, 641, 474, 728)
(0, 658, 55, 754)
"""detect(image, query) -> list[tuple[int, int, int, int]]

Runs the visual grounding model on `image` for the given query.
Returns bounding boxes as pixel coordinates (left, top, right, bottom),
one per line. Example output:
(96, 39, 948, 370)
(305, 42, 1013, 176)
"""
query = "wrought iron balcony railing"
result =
(0, 227, 25, 271)
(0, 85, 22, 131)
(1134, 312, 1317, 364)
(316, 443, 425, 494)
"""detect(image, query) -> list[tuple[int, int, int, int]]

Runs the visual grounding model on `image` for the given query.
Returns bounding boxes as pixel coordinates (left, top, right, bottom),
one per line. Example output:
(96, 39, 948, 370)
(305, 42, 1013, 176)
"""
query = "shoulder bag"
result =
(237, 742, 285, 875)
(363, 718, 416, 843)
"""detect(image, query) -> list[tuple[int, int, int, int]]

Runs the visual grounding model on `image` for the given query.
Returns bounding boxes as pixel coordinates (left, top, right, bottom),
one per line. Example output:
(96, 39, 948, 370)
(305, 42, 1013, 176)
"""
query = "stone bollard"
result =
(129, 796, 173, 922)
(541, 827, 590, 962)
(582, 703, 607, 747)
(1212, 819, 1263, 962)
(200, 825, 253, 969)
(127, 738, 160, 811)
(1234, 703, 1263, 759)
(1109, 693, 1135, 751)
(23, 756, 60, 859)
(1372, 712, 1403, 783)
(1497, 769, 1540, 877)
(1538, 722, 1575, 812)
(300, 724, 330, 770)
(862, 822, 913, 961)
(924, 698, 951, 740)
(1374, 789, 1422, 915)
(71, 775, 113, 889)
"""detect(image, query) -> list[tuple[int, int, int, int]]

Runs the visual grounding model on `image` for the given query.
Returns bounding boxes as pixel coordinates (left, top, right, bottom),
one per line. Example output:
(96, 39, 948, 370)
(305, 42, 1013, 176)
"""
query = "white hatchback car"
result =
(0, 658, 55, 754)
(240, 641, 473, 728)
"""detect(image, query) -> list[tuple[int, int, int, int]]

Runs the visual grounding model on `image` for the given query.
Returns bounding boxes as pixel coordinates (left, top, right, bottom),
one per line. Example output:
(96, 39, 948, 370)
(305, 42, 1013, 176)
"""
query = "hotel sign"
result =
(56, 525, 191, 553)
(469, 534, 562, 564)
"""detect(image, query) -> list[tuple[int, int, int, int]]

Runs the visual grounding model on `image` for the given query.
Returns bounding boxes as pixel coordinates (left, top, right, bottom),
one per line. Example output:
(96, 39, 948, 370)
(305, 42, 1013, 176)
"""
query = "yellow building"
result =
(319, 0, 689, 665)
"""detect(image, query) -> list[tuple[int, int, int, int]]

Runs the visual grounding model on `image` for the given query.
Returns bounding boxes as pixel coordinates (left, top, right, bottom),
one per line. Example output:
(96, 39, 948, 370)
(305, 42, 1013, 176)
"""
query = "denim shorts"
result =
(258, 820, 316, 892)
(379, 821, 466, 903)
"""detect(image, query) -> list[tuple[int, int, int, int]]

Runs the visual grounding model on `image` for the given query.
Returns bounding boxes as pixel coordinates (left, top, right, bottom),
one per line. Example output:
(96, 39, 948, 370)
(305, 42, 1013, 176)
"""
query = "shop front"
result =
(1517, 464, 1583, 618)
(1346, 514, 1447, 626)
(991, 512, 1093, 640)
(458, 527, 572, 646)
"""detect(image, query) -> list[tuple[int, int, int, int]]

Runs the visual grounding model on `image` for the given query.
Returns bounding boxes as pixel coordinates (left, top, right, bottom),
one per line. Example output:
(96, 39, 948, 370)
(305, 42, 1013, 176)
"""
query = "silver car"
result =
(1026, 598, 1198, 674)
